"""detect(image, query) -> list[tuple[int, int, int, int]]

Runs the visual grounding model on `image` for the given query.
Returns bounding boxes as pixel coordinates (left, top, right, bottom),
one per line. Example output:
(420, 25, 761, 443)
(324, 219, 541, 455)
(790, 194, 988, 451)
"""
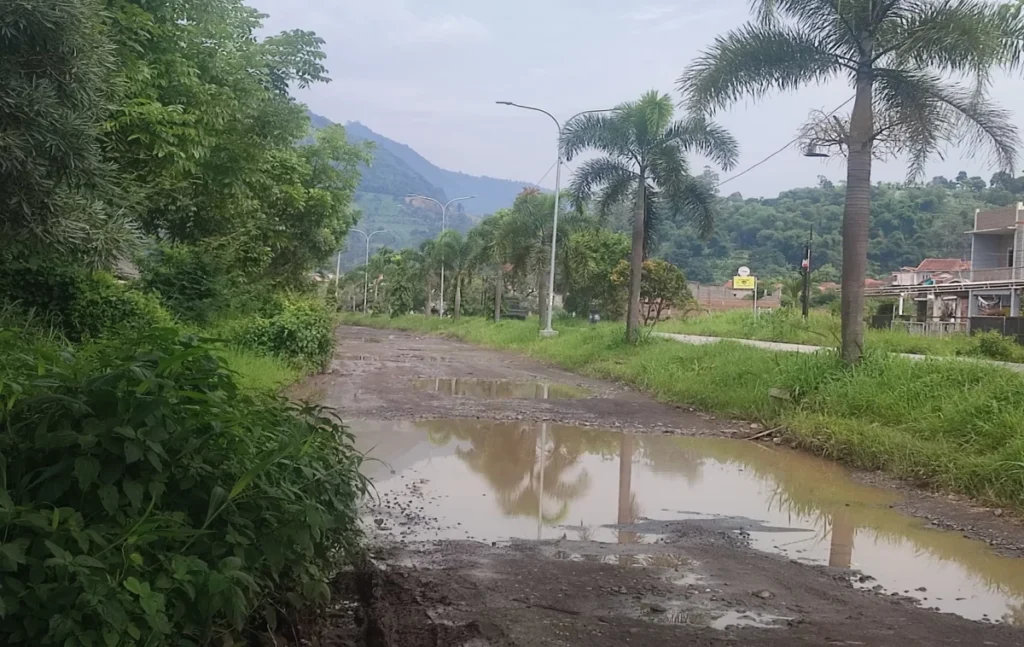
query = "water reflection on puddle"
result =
(410, 378, 589, 400)
(352, 419, 1024, 625)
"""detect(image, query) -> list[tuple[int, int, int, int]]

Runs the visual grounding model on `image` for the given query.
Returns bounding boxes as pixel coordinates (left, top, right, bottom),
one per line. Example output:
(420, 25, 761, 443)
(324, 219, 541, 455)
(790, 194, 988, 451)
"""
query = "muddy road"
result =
(299, 326, 1024, 646)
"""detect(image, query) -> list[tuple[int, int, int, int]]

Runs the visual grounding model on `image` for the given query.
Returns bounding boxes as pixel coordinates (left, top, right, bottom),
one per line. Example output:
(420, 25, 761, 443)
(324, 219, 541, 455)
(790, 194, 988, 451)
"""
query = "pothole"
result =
(410, 378, 589, 399)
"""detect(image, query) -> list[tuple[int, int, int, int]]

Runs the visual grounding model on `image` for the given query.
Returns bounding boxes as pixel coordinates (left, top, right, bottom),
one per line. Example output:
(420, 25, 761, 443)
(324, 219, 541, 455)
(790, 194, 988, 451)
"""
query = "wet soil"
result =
(295, 325, 1024, 646)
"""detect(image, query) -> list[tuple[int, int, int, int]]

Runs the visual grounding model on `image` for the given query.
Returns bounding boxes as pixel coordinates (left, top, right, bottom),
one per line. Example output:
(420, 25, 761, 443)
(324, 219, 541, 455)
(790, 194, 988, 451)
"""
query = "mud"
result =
(295, 326, 1024, 646)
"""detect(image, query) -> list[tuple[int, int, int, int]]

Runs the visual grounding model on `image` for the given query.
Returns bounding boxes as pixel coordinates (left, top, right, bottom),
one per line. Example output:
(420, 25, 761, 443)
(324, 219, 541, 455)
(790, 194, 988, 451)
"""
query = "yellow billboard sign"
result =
(732, 276, 756, 290)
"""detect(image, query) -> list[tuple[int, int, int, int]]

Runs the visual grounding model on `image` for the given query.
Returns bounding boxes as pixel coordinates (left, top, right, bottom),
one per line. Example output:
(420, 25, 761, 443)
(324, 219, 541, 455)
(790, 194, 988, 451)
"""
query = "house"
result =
(967, 204, 1024, 316)
(890, 259, 970, 287)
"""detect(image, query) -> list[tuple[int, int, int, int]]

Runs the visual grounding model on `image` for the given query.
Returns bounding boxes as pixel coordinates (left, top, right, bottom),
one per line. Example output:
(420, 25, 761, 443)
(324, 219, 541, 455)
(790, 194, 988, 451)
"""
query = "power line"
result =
(717, 95, 856, 188)
(534, 161, 557, 188)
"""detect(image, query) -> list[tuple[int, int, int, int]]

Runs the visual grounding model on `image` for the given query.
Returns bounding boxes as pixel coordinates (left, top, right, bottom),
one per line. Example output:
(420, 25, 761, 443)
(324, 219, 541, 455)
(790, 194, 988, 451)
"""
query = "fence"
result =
(969, 317, 1024, 345)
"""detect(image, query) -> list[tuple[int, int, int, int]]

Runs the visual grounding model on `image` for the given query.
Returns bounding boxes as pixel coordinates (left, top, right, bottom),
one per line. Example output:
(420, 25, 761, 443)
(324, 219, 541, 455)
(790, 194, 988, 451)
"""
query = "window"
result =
(1009, 247, 1015, 269)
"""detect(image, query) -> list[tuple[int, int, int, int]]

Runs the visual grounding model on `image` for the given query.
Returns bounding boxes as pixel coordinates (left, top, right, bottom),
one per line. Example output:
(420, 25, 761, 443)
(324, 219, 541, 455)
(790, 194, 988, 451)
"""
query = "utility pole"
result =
(801, 226, 813, 319)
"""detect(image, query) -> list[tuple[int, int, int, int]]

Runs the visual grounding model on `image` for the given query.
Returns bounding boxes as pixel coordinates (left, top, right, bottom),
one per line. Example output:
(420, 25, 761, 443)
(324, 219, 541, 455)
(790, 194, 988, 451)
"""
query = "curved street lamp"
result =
(407, 194, 474, 316)
(348, 228, 389, 312)
(496, 101, 615, 336)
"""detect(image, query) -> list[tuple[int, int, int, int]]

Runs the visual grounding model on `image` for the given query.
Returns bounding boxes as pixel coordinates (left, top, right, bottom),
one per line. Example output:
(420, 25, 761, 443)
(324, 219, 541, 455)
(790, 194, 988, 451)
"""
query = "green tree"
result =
(563, 228, 630, 318)
(562, 91, 738, 341)
(1, 0, 135, 265)
(436, 230, 477, 319)
(468, 209, 512, 321)
(679, 0, 1022, 363)
(499, 189, 585, 327)
(611, 259, 693, 325)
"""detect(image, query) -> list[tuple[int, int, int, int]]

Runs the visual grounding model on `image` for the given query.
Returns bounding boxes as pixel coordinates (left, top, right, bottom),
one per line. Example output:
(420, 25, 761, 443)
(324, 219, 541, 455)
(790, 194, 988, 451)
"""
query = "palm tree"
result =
(436, 230, 477, 319)
(678, 0, 1022, 363)
(418, 238, 442, 316)
(499, 190, 586, 327)
(468, 210, 511, 321)
(562, 91, 738, 341)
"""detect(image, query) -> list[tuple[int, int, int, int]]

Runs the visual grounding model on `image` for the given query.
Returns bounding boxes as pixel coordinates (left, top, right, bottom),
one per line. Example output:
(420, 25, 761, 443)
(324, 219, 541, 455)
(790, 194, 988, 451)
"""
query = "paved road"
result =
(654, 331, 1024, 372)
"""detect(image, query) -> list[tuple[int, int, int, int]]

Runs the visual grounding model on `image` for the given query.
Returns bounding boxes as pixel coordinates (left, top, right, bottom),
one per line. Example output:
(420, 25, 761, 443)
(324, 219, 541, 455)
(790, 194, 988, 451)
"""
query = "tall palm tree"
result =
(562, 91, 739, 341)
(436, 230, 477, 319)
(678, 0, 1022, 363)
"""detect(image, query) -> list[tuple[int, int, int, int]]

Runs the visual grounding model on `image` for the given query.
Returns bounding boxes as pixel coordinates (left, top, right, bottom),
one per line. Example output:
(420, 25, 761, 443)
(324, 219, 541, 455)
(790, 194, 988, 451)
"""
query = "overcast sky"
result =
(253, 0, 1024, 198)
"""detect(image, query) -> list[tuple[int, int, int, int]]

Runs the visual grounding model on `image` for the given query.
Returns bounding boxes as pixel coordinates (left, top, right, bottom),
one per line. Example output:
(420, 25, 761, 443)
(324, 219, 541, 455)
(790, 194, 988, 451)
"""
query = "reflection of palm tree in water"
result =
(617, 435, 640, 565)
(828, 510, 855, 568)
(443, 422, 591, 526)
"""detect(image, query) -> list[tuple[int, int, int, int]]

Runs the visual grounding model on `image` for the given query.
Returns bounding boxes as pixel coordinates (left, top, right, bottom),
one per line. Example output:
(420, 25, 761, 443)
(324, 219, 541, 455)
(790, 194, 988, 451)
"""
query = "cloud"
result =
(625, 6, 676, 22)
(404, 14, 490, 45)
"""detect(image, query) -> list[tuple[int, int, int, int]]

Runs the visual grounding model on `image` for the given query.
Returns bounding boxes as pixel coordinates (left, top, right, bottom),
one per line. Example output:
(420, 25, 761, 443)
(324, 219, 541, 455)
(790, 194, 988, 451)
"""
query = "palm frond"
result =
(567, 157, 636, 211)
(679, 22, 850, 113)
(648, 145, 719, 239)
(877, 0, 1024, 80)
(874, 68, 1019, 180)
(595, 172, 635, 220)
(664, 115, 740, 171)
(561, 113, 633, 162)
(750, 0, 865, 54)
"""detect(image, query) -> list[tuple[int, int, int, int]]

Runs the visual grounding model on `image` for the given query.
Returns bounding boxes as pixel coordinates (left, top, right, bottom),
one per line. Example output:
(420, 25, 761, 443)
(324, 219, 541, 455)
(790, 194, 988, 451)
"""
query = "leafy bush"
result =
(958, 331, 1023, 362)
(0, 329, 366, 646)
(138, 245, 231, 324)
(235, 298, 335, 369)
(0, 264, 172, 340)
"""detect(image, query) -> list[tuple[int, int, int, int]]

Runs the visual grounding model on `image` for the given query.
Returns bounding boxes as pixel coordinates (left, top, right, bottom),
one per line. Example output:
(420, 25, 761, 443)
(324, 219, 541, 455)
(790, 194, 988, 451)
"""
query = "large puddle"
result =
(410, 378, 589, 400)
(353, 419, 1024, 625)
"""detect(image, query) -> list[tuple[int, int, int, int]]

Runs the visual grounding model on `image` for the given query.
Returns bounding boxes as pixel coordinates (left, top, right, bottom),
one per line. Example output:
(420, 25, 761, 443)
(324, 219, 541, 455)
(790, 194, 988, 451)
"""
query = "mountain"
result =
(343, 121, 537, 215)
(310, 111, 538, 269)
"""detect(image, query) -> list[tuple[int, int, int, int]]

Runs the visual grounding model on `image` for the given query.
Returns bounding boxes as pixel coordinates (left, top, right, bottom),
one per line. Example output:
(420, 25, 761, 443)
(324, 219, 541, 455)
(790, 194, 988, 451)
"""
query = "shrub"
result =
(958, 330, 1023, 362)
(138, 245, 230, 324)
(235, 298, 335, 370)
(0, 263, 172, 340)
(0, 329, 367, 646)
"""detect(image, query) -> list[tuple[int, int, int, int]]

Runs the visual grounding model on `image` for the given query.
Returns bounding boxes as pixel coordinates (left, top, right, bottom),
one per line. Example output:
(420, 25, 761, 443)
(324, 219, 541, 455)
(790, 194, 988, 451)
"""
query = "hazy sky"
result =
(253, 0, 1024, 198)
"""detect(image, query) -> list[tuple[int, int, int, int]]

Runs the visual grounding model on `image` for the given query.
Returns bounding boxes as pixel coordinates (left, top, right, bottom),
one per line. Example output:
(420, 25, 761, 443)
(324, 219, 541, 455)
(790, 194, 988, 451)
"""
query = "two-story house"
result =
(969, 204, 1024, 316)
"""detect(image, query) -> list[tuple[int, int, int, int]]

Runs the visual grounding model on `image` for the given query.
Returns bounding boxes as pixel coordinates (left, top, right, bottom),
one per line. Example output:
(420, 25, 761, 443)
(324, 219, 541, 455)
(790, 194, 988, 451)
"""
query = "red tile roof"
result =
(916, 258, 970, 272)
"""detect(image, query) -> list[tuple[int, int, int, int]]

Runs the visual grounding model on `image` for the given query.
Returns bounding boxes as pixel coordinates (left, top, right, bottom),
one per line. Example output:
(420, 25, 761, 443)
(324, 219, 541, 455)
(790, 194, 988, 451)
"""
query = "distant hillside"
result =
(308, 112, 474, 270)
(342, 121, 537, 215)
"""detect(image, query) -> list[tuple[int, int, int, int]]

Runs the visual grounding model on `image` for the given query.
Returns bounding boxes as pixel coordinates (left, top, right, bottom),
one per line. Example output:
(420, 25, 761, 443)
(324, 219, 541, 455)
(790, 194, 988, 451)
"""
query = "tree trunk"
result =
(840, 64, 874, 364)
(454, 277, 462, 320)
(626, 177, 646, 342)
(494, 264, 503, 322)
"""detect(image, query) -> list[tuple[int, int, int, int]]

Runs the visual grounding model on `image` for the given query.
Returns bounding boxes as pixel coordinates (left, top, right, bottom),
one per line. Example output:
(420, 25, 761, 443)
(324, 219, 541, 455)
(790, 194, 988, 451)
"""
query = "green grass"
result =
(216, 346, 301, 393)
(655, 308, 1021, 360)
(342, 313, 1024, 509)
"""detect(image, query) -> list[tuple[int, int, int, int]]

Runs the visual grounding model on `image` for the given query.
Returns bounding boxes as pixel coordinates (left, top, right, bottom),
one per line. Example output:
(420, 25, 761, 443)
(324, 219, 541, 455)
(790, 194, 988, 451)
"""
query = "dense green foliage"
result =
(0, 265, 172, 341)
(657, 179, 1024, 285)
(344, 314, 1024, 509)
(235, 298, 335, 370)
(0, 0, 367, 642)
(0, 330, 366, 646)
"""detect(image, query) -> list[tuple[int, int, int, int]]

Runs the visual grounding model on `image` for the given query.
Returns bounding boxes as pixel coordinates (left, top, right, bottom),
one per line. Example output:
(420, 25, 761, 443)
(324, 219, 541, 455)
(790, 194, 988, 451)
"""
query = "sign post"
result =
(733, 266, 757, 318)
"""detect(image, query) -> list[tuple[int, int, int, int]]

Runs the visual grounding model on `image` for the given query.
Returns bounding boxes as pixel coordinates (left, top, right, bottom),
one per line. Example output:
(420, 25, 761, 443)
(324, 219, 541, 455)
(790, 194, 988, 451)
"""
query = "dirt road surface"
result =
(295, 325, 1024, 646)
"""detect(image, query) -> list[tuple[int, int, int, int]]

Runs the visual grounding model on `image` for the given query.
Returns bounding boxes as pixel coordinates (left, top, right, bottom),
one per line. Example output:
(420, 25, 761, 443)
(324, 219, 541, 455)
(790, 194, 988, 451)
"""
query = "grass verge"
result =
(655, 309, 1022, 361)
(341, 313, 1024, 509)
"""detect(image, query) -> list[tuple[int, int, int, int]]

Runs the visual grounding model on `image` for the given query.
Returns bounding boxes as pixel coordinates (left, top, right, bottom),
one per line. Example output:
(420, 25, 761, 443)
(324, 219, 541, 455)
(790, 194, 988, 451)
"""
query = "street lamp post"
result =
(496, 101, 615, 336)
(350, 228, 389, 312)
(407, 194, 474, 316)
